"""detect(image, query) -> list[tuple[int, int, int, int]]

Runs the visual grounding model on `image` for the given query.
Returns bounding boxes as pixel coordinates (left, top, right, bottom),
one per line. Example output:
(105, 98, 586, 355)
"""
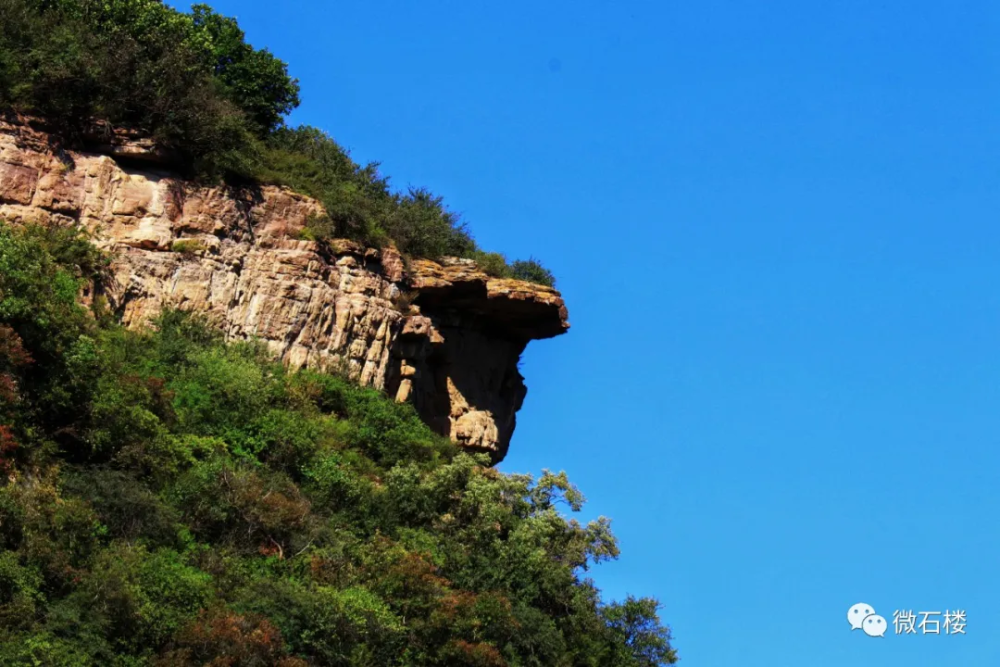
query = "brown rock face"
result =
(0, 117, 569, 461)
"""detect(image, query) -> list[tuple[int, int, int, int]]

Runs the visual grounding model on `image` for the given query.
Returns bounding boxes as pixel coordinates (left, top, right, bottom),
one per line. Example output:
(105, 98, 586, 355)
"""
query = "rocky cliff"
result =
(0, 117, 568, 462)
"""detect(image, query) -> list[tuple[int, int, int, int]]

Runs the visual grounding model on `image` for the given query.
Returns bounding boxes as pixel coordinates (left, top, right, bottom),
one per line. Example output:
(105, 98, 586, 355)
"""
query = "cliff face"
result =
(0, 118, 568, 462)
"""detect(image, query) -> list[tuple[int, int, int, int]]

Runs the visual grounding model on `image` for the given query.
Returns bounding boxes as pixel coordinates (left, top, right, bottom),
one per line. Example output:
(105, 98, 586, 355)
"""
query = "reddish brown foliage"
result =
(0, 326, 32, 368)
(218, 467, 312, 558)
(155, 610, 307, 667)
(436, 590, 479, 622)
(0, 325, 32, 405)
(0, 375, 17, 404)
(0, 425, 17, 474)
(385, 551, 449, 598)
(258, 543, 281, 558)
(443, 639, 508, 667)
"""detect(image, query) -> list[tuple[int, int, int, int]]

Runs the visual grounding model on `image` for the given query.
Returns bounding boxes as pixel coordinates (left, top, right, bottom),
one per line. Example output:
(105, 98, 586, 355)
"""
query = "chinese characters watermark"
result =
(893, 610, 966, 636)
(848, 603, 967, 638)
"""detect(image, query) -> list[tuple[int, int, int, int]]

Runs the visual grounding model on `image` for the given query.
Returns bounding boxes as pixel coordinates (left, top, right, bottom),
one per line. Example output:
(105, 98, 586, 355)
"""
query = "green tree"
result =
(190, 3, 300, 135)
(510, 258, 556, 287)
(602, 597, 679, 666)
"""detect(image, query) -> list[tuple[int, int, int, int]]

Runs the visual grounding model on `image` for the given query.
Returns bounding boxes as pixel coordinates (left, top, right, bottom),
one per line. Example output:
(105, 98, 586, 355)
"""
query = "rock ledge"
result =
(0, 117, 569, 461)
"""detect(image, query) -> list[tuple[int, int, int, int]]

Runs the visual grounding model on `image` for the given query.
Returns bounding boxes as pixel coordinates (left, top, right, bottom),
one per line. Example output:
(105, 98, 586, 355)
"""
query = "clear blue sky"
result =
(182, 1, 1000, 664)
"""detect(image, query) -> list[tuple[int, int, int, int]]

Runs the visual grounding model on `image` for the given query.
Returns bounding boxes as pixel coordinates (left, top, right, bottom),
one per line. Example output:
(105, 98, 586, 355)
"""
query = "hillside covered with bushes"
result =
(0, 221, 676, 665)
(0, 0, 554, 285)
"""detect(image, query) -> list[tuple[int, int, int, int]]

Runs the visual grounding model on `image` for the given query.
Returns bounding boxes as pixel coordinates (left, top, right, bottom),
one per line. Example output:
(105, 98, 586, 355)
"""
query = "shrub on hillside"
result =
(509, 257, 556, 287)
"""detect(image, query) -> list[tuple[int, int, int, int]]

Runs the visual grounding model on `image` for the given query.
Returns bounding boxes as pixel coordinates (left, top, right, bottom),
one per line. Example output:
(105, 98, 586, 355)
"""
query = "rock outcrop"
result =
(0, 117, 569, 462)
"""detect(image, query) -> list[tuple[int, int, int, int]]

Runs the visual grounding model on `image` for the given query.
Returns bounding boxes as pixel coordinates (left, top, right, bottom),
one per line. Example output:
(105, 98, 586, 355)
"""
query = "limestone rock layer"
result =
(0, 117, 569, 462)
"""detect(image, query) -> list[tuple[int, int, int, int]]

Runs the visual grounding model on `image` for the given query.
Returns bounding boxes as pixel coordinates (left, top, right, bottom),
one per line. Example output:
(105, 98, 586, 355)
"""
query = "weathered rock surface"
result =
(0, 117, 569, 461)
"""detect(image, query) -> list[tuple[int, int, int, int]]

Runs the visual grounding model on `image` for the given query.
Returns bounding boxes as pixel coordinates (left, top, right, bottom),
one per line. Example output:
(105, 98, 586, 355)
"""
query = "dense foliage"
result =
(0, 0, 555, 285)
(0, 221, 675, 665)
(0, 0, 291, 176)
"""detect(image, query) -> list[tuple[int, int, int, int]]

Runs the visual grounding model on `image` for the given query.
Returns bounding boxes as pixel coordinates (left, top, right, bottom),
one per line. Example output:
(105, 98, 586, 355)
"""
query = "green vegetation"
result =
(473, 252, 557, 287)
(170, 239, 207, 255)
(0, 220, 674, 664)
(0, 0, 286, 176)
(0, 0, 555, 284)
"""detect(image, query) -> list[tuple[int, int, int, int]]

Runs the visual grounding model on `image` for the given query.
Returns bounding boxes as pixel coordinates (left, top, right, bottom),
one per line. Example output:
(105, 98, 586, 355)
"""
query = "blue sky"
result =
(182, 1, 1000, 664)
